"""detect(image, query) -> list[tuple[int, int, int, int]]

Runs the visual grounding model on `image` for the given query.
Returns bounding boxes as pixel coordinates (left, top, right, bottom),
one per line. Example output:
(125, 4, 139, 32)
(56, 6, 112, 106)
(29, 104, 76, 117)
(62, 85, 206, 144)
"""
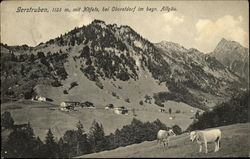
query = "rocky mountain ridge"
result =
(210, 38, 249, 80)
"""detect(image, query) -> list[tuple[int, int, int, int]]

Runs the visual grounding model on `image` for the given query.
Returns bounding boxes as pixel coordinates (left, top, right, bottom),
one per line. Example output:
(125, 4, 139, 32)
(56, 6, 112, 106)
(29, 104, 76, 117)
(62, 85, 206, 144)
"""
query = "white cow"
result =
(190, 128, 221, 153)
(157, 129, 176, 147)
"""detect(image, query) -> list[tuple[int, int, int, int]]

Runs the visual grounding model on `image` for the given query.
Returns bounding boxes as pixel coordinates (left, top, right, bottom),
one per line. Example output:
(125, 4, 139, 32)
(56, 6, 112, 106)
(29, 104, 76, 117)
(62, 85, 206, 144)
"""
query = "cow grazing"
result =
(190, 128, 221, 153)
(157, 129, 176, 147)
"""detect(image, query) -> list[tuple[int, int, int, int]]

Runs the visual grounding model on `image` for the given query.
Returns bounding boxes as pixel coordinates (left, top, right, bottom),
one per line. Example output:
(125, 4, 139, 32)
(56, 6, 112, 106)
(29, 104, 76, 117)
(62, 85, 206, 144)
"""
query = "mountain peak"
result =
(91, 19, 106, 25)
(215, 38, 245, 52)
(220, 37, 227, 42)
(211, 38, 249, 80)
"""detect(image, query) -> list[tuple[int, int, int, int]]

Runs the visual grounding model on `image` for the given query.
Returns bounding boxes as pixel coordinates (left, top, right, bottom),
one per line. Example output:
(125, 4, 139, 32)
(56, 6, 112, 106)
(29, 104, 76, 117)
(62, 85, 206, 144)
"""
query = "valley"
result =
(1, 19, 249, 158)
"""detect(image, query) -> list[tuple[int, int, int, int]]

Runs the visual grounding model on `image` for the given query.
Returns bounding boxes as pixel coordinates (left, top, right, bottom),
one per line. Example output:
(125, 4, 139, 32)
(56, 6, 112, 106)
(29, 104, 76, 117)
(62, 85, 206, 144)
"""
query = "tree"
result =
(195, 110, 200, 119)
(59, 35, 64, 46)
(33, 137, 44, 157)
(43, 129, 59, 158)
(29, 54, 35, 62)
(37, 52, 45, 58)
(26, 122, 34, 137)
(24, 89, 34, 99)
(76, 121, 90, 155)
(153, 119, 168, 130)
(169, 108, 172, 114)
(1, 111, 14, 129)
(88, 120, 109, 152)
(45, 129, 56, 145)
(3, 123, 39, 158)
(58, 138, 70, 158)
(76, 120, 84, 133)
(62, 121, 90, 157)
(19, 54, 25, 62)
(70, 35, 76, 46)
(63, 130, 78, 157)
(10, 52, 17, 61)
(20, 64, 25, 76)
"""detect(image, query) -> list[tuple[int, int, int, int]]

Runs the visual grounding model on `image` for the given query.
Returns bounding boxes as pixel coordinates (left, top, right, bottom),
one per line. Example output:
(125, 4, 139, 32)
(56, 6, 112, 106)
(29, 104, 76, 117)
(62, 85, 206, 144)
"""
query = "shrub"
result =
(144, 95, 152, 104)
(112, 92, 117, 97)
(69, 82, 78, 90)
(175, 110, 181, 113)
(116, 72, 130, 81)
(63, 90, 68, 94)
(125, 98, 130, 103)
(139, 100, 143, 105)
(172, 125, 182, 135)
(154, 101, 164, 107)
(95, 81, 104, 89)
(118, 85, 122, 89)
(51, 80, 62, 87)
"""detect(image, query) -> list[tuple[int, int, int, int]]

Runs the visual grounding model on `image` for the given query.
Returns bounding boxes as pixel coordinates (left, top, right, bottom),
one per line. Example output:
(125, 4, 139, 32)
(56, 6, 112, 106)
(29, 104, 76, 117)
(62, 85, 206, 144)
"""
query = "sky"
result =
(1, 0, 249, 53)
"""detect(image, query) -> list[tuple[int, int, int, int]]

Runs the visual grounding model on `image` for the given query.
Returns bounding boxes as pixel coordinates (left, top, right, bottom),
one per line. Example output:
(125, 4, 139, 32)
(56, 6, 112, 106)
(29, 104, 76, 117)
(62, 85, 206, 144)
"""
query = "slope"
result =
(77, 123, 249, 158)
(155, 41, 244, 108)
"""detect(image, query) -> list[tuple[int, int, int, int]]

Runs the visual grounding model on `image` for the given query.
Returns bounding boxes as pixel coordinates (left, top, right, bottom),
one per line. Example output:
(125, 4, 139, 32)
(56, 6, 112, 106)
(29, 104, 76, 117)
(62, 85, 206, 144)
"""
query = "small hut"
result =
(105, 104, 114, 110)
(114, 107, 128, 115)
(80, 101, 95, 108)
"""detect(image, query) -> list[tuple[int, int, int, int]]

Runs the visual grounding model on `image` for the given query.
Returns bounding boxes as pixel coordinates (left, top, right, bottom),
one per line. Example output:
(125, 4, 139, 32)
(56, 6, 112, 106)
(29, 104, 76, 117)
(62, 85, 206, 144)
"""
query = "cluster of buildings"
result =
(60, 101, 95, 111)
(31, 95, 129, 115)
(105, 104, 128, 115)
(31, 96, 47, 102)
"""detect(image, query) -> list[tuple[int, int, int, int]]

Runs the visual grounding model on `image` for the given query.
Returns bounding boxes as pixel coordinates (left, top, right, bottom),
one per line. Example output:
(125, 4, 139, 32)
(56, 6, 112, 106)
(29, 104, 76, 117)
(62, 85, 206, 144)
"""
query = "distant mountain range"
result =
(1, 20, 248, 110)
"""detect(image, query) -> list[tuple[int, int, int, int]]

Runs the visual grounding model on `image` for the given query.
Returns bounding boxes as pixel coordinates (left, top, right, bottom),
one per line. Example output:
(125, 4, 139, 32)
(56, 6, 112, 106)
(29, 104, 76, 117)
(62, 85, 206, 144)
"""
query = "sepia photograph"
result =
(1, 0, 249, 158)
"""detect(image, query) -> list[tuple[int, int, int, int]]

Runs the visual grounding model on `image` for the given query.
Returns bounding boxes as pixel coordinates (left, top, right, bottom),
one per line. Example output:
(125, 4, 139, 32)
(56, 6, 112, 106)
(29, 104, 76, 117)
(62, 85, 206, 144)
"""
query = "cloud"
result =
(194, 15, 248, 52)
(163, 12, 184, 25)
(67, 13, 92, 27)
(162, 12, 184, 34)
(163, 25, 173, 34)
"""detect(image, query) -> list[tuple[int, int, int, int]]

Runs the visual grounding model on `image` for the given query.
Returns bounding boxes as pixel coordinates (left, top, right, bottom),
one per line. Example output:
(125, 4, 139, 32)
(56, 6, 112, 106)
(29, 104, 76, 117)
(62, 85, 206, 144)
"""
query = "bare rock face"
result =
(210, 38, 249, 80)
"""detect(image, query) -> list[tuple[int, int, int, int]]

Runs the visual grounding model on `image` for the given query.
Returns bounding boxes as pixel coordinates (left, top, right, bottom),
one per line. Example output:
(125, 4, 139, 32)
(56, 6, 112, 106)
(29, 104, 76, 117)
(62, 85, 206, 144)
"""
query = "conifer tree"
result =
(44, 129, 59, 158)
(1, 111, 14, 129)
(88, 120, 108, 152)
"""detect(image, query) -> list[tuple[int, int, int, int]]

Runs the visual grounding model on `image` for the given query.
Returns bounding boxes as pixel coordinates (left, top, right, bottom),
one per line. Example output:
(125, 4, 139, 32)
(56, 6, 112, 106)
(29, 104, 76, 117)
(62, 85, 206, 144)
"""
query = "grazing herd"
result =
(157, 128, 222, 154)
